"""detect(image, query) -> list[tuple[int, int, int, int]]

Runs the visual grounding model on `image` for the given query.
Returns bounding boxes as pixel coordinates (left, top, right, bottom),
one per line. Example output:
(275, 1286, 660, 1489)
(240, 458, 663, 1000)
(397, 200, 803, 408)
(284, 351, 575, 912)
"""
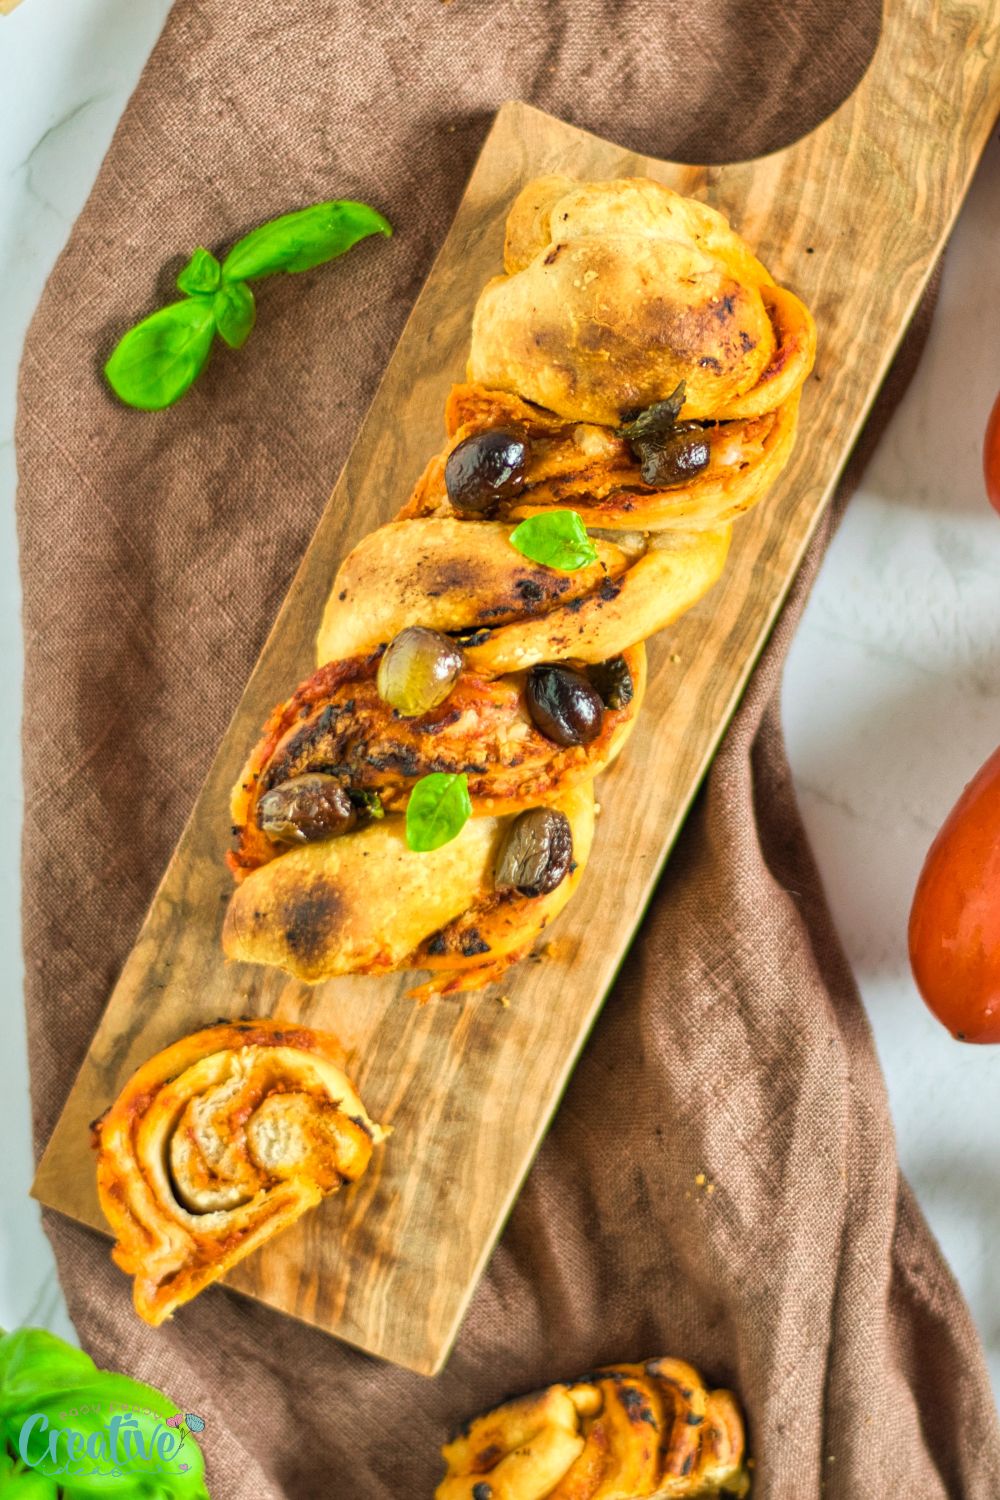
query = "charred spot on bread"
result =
(274, 883, 345, 964)
(460, 929, 491, 958)
(514, 577, 546, 602)
(619, 1384, 657, 1426)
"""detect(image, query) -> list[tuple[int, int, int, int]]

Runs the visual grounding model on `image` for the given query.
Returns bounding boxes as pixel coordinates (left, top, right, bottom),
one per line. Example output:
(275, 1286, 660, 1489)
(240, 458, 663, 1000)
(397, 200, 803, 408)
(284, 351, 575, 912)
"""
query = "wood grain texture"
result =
(33, 0, 1000, 1375)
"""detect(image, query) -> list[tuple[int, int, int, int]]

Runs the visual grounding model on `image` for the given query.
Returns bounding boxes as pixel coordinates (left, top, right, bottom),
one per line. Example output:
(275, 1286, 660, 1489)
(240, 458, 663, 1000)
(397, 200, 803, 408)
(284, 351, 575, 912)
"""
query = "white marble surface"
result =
(783, 132, 1000, 1386)
(1, 0, 998, 1402)
(0, 0, 176, 1348)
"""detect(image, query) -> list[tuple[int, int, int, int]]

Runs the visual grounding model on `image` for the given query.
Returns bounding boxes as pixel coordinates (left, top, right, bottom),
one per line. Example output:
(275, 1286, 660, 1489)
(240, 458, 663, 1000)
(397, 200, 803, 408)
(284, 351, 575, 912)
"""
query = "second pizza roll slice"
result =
(94, 1019, 385, 1325)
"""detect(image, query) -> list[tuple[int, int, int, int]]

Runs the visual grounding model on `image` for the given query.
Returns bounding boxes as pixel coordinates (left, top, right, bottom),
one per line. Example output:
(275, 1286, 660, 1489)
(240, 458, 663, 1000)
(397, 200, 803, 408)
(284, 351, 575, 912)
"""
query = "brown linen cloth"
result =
(15, 1, 1000, 1496)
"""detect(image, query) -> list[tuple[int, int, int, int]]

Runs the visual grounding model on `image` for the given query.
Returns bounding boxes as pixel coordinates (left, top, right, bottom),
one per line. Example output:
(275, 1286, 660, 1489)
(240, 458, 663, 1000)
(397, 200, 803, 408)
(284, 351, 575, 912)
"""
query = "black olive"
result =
(587, 655, 634, 710)
(257, 773, 357, 845)
(444, 428, 528, 514)
(614, 382, 686, 441)
(495, 808, 573, 897)
(636, 425, 710, 486)
(525, 665, 604, 747)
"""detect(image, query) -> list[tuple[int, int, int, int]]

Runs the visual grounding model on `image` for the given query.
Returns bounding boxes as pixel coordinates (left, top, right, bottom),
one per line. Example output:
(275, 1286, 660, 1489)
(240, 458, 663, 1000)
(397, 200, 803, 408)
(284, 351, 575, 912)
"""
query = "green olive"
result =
(377, 627, 464, 717)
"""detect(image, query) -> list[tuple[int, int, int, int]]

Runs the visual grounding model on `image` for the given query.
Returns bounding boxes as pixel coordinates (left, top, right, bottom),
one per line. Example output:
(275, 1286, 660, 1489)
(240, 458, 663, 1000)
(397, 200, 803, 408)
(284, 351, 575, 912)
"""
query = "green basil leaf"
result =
(0, 1451, 58, 1497)
(221, 200, 391, 282)
(405, 773, 471, 852)
(0, 1330, 98, 1411)
(508, 511, 598, 572)
(176, 247, 222, 295)
(212, 282, 256, 350)
(105, 298, 216, 411)
(0, 1330, 210, 1498)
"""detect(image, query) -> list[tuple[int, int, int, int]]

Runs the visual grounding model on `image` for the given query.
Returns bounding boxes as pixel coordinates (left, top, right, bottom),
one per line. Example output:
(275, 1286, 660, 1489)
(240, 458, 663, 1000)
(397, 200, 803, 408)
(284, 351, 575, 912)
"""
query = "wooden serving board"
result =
(33, 0, 1000, 1376)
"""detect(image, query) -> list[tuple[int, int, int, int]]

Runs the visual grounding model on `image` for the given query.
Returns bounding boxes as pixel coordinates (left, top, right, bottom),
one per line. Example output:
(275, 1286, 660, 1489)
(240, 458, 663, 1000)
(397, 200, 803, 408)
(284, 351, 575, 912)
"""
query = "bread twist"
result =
(94, 1020, 384, 1324)
(223, 176, 815, 995)
(437, 1358, 749, 1499)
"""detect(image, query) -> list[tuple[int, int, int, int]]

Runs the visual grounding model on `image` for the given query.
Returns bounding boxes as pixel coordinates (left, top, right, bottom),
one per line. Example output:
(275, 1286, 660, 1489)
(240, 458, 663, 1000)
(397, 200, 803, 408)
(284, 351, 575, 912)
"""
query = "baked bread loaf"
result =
(94, 1019, 384, 1323)
(223, 175, 814, 994)
(437, 1358, 749, 1498)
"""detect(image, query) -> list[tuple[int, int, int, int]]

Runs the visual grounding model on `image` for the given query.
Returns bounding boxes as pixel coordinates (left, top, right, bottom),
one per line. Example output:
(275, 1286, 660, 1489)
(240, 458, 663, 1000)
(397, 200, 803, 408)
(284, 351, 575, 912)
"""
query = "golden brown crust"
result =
(437, 1358, 749, 1499)
(94, 1020, 384, 1325)
(469, 175, 814, 427)
(409, 780, 595, 997)
(316, 514, 729, 677)
(223, 783, 595, 987)
(462, 530, 729, 677)
(224, 173, 812, 997)
(400, 384, 799, 535)
(316, 516, 634, 666)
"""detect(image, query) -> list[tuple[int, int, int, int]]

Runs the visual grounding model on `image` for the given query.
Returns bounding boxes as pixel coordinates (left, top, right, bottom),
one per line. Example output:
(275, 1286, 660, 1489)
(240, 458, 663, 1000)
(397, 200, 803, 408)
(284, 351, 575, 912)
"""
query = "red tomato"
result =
(985, 390, 1000, 515)
(909, 744, 1000, 1042)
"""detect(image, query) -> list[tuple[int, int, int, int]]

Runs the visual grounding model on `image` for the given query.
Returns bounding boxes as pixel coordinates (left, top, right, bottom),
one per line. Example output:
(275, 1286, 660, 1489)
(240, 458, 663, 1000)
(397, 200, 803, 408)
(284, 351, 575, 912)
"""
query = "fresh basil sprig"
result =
(0, 1327, 210, 1497)
(508, 510, 598, 572)
(405, 773, 472, 852)
(105, 200, 392, 411)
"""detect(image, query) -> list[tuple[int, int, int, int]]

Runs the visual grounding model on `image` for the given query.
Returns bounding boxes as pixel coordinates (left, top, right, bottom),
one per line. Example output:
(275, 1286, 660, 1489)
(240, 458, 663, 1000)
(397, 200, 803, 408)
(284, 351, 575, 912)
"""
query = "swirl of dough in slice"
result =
(437, 1358, 749, 1499)
(94, 1020, 384, 1326)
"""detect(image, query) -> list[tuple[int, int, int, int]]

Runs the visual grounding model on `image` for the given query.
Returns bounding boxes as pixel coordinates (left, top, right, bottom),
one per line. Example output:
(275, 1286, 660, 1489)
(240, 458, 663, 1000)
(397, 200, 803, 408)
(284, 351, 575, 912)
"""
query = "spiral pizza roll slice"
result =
(468, 175, 815, 427)
(401, 383, 800, 535)
(94, 1020, 384, 1326)
(228, 646, 642, 880)
(437, 1357, 749, 1499)
(316, 516, 730, 674)
(224, 782, 594, 991)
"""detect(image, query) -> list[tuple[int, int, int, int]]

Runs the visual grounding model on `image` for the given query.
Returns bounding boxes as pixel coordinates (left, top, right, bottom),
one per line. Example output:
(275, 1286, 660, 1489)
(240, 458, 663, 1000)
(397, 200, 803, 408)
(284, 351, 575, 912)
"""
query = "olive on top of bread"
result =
(437, 1357, 750, 1499)
(223, 175, 814, 996)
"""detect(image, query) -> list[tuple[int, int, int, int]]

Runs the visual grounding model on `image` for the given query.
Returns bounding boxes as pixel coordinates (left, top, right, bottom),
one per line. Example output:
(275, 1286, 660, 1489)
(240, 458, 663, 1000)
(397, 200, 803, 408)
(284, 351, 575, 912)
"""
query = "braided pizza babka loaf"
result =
(223, 175, 815, 994)
(436, 1358, 749, 1499)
